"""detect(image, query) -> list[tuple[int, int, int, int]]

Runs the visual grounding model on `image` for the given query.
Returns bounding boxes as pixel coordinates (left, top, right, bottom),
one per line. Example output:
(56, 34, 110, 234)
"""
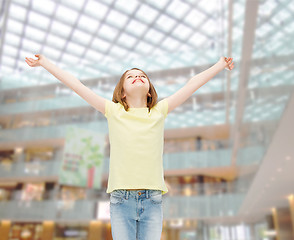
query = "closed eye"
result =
(127, 75, 146, 79)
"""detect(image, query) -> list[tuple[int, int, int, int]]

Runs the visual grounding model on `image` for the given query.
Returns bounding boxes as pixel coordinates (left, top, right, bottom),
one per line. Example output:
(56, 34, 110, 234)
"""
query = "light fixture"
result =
(264, 230, 276, 237)
(14, 147, 24, 153)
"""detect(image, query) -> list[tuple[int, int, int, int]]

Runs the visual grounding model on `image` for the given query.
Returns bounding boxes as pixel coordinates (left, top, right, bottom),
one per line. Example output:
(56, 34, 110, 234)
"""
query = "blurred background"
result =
(0, 0, 294, 239)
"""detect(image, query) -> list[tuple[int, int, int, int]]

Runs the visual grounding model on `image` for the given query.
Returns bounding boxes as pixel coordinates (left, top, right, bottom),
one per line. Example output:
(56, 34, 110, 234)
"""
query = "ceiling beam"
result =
(225, 0, 233, 124)
(230, 0, 259, 166)
(0, 0, 11, 74)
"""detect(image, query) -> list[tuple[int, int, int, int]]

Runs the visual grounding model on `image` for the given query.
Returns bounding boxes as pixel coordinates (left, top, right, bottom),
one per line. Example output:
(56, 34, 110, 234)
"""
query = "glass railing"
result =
(0, 145, 265, 179)
(0, 107, 230, 131)
(0, 200, 96, 220)
(0, 193, 245, 220)
(163, 149, 232, 168)
(168, 182, 247, 196)
(102, 149, 234, 173)
(237, 145, 266, 165)
(0, 150, 229, 179)
(0, 160, 61, 178)
(0, 95, 98, 115)
(163, 193, 245, 219)
(0, 122, 108, 142)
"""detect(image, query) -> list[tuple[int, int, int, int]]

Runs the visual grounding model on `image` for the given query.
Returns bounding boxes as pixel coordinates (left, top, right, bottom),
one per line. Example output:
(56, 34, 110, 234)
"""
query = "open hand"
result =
(25, 54, 46, 67)
(219, 57, 234, 71)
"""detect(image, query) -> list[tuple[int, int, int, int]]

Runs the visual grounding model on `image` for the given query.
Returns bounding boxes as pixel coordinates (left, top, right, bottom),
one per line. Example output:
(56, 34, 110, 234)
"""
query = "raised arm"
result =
(165, 57, 234, 114)
(25, 54, 106, 115)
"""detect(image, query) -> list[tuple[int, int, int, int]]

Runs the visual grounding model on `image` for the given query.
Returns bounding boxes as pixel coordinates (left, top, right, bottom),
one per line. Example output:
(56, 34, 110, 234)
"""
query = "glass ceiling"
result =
(0, 0, 293, 129)
(1, 0, 228, 89)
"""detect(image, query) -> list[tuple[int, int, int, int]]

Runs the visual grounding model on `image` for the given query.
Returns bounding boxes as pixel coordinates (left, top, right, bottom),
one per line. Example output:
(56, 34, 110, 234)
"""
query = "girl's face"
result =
(122, 69, 150, 98)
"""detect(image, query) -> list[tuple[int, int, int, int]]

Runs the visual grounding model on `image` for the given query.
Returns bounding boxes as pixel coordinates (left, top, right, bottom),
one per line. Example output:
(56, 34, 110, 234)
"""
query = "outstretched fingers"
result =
(228, 61, 234, 70)
(225, 57, 234, 70)
(25, 57, 38, 67)
(25, 58, 33, 66)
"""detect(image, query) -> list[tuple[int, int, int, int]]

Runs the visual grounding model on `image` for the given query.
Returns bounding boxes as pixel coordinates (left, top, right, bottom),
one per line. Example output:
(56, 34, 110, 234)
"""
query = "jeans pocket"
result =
(150, 193, 162, 205)
(110, 194, 125, 205)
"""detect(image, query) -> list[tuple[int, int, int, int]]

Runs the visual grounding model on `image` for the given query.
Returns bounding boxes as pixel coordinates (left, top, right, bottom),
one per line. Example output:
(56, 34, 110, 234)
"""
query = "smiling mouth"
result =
(132, 79, 144, 84)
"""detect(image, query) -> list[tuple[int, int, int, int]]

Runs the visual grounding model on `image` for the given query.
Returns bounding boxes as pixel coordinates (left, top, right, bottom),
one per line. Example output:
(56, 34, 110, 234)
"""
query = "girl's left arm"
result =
(166, 57, 234, 114)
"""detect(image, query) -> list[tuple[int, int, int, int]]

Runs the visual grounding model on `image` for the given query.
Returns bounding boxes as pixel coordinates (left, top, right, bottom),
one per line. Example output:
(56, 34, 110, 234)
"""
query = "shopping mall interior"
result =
(0, 0, 294, 239)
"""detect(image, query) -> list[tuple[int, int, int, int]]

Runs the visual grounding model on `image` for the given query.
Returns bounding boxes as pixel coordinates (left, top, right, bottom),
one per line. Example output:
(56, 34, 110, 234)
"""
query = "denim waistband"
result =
(110, 189, 161, 199)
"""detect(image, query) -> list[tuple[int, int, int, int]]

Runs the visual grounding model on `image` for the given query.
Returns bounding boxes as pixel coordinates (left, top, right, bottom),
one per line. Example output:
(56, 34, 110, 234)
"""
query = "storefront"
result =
(54, 223, 88, 240)
(9, 222, 43, 240)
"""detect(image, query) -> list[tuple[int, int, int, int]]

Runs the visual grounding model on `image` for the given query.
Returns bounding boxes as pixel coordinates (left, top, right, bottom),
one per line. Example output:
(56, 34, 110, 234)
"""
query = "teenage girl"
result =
(25, 54, 234, 240)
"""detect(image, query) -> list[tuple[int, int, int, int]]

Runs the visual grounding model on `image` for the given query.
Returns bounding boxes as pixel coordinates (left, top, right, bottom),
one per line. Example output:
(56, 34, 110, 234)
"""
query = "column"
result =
(288, 195, 294, 239)
(41, 221, 54, 240)
(105, 222, 112, 240)
(265, 214, 275, 240)
(162, 220, 168, 240)
(272, 207, 293, 240)
(166, 228, 180, 240)
(88, 221, 103, 240)
(272, 208, 280, 240)
(0, 220, 11, 240)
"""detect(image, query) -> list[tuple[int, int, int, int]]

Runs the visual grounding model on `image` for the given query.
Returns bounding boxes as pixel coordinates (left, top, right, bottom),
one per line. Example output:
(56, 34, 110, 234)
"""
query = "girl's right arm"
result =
(25, 54, 106, 115)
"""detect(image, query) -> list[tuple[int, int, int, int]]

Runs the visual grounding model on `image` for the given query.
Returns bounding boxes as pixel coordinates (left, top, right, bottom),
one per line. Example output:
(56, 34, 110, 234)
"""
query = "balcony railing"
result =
(163, 193, 245, 219)
(0, 160, 61, 178)
(0, 123, 108, 142)
(0, 146, 265, 179)
(163, 149, 232, 168)
(0, 193, 245, 221)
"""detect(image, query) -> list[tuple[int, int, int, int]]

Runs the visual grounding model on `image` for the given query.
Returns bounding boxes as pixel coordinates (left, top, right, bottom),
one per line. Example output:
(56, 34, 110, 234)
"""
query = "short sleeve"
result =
(104, 100, 114, 118)
(155, 98, 168, 118)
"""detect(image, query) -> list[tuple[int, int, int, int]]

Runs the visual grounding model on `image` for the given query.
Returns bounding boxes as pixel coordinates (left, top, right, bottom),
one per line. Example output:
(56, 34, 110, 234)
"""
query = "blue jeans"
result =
(110, 189, 163, 240)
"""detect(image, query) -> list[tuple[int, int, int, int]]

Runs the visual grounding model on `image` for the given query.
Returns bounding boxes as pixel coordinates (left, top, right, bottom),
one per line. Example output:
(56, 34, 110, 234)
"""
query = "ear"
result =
(121, 89, 126, 99)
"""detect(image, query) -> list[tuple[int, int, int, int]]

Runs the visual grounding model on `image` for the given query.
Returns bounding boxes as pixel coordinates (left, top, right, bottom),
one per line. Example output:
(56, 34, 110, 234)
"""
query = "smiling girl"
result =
(25, 54, 234, 240)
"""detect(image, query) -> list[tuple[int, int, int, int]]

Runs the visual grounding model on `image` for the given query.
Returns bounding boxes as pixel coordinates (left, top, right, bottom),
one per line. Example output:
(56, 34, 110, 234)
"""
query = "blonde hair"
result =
(112, 68, 158, 112)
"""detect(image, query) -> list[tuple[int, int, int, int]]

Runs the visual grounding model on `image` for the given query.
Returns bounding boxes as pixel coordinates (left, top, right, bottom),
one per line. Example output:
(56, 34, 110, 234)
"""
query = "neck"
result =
(125, 95, 147, 108)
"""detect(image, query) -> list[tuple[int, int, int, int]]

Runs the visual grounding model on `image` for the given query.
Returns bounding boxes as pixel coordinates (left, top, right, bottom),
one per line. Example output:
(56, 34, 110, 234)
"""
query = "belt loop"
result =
(146, 189, 149, 199)
(126, 190, 129, 200)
